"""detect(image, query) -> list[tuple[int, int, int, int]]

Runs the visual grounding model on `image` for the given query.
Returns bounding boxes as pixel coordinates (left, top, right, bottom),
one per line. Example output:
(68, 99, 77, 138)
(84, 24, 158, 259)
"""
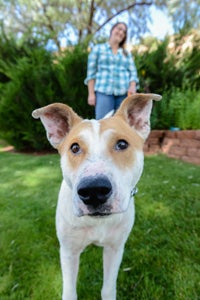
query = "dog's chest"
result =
(81, 218, 122, 246)
(83, 226, 111, 246)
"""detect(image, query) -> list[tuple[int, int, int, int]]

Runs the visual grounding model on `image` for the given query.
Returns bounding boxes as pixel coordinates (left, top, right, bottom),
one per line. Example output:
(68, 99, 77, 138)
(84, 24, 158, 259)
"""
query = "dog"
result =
(32, 93, 161, 300)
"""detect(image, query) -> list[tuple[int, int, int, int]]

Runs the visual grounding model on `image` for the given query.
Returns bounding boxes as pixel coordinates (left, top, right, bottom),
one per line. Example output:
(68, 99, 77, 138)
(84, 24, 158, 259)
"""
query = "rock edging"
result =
(144, 130, 200, 165)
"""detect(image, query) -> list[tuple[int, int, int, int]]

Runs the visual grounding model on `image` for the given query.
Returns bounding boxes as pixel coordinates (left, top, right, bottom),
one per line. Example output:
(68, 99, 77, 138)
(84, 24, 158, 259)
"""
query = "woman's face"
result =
(110, 23, 127, 44)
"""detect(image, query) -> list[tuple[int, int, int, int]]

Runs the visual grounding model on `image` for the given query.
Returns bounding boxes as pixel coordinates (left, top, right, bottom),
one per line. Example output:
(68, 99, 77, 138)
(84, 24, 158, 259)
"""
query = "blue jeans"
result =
(95, 92, 127, 119)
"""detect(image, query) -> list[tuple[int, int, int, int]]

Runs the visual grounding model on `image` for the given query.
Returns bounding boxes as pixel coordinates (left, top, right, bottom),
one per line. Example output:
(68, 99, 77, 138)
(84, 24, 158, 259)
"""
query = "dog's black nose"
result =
(77, 176, 112, 207)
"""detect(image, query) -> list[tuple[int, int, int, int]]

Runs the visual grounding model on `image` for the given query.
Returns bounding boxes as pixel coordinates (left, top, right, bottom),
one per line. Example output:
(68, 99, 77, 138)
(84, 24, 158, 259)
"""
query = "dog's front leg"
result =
(101, 245, 125, 300)
(60, 247, 81, 300)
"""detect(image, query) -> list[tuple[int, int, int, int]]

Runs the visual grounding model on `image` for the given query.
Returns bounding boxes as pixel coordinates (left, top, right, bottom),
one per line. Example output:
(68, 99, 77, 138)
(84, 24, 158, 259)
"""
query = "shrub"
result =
(0, 36, 43, 84)
(134, 31, 200, 94)
(134, 38, 183, 94)
(54, 46, 93, 118)
(0, 48, 57, 150)
(151, 88, 200, 130)
(134, 32, 200, 130)
(0, 44, 92, 151)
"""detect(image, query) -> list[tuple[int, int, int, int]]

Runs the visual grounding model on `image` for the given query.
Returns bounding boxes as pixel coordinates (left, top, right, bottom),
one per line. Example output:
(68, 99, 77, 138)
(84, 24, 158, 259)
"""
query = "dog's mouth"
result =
(86, 204, 112, 217)
(89, 212, 111, 217)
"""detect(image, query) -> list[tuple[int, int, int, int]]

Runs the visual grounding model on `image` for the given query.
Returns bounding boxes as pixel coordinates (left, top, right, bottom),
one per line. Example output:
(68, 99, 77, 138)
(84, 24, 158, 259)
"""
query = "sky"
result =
(147, 6, 174, 40)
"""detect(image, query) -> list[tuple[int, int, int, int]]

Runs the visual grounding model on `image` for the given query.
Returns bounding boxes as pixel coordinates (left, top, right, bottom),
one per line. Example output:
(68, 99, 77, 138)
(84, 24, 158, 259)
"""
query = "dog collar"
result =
(131, 187, 138, 197)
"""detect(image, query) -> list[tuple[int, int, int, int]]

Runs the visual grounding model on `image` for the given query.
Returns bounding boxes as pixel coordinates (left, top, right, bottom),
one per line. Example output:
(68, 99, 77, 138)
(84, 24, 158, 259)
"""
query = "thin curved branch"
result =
(94, 1, 152, 34)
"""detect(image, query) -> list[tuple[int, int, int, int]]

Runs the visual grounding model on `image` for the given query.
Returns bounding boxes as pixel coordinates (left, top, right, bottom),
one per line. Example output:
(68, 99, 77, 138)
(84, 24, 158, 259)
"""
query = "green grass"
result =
(0, 152, 200, 300)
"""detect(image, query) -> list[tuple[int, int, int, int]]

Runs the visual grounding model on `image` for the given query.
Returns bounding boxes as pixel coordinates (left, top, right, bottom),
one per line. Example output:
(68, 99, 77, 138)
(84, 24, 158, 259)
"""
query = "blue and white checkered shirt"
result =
(84, 42, 139, 96)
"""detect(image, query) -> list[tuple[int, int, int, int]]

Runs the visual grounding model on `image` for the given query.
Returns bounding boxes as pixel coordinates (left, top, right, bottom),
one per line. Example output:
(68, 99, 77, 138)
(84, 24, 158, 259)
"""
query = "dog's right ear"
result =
(32, 103, 82, 149)
(115, 93, 162, 140)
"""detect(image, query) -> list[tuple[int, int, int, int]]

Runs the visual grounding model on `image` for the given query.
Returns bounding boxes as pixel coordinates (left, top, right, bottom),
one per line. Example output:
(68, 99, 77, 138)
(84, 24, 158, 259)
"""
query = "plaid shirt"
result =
(84, 42, 139, 96)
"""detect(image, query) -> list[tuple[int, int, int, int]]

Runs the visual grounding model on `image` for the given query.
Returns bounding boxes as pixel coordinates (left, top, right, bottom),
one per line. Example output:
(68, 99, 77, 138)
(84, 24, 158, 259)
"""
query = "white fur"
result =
(56, 179, 135, 300)
(57, 121, 143, 300)
(32, 93, 162, 300)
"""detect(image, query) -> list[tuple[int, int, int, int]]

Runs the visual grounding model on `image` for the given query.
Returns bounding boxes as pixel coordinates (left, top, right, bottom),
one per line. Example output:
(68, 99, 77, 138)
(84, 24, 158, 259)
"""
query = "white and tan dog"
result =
(32, 93, 161, 300)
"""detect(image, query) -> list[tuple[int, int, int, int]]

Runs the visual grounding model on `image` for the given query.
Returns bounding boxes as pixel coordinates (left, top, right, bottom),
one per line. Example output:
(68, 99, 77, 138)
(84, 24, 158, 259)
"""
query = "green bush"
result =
(55, 46, 93, 118)
(0, 36, 42, 84)
(134, 31, 200, 94)
(134, 32, 200, 131)
(134, 38, 183, 94)
(151, 88, 200, 130)
(0, 32, 199, 151)
(0, 48, 57, 150)
(180, 45, 200, 88)
(0, 43, 92, 151)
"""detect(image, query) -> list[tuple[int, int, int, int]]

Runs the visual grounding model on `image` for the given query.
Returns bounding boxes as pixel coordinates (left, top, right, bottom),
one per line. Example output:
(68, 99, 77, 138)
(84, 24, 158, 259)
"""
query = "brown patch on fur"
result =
(99, 117, 144, 169)
(59, 121, 93, 169)
(58, 110, 146, 172)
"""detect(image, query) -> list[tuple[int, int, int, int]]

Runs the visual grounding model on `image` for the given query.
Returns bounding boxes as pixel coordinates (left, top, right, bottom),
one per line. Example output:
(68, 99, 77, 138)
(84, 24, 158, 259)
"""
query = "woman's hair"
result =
(110, 22, 128, 54)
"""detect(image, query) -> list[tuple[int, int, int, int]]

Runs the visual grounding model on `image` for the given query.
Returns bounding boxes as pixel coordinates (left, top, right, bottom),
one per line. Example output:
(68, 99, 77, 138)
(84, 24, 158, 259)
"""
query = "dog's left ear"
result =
(32, 103, 82, 149)
(115, 93, 162, 140)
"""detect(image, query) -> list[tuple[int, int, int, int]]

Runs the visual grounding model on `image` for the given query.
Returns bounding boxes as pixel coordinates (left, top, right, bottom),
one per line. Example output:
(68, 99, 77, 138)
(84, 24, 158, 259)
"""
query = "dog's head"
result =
(32, 93, 161, 217)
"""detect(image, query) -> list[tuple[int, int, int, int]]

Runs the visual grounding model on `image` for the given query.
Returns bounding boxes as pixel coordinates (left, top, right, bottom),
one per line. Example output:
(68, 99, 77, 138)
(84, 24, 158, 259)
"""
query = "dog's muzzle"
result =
(77, 175, 112, 209)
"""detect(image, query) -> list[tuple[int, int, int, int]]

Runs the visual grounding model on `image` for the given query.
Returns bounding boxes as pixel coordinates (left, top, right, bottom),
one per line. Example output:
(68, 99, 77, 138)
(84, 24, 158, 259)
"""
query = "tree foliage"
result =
(1, 1, 199, 51)
(168, 0, 200, 33)
(0, 0, 164, 51)
(0, 0, 158, 49)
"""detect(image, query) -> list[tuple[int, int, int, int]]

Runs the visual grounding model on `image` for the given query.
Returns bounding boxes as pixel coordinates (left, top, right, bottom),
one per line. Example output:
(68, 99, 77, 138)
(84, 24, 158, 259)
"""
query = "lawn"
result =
(0, 151, 200, 300)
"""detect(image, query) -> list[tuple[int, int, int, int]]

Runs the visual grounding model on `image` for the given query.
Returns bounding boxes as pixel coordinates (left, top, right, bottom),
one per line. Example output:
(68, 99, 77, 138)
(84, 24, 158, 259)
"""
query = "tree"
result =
(168, 0, 200, 33)
(0, 0, 199, 51)
(0, 0, 162, 51)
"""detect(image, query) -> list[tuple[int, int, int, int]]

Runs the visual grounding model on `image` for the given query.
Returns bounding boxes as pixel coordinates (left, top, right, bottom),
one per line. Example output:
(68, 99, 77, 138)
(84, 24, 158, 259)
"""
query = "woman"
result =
(84, 22, 139, 119)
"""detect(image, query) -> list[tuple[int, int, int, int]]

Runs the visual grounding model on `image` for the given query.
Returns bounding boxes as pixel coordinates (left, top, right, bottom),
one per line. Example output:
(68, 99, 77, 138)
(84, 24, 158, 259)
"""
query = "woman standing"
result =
(84, 22, 139, 119)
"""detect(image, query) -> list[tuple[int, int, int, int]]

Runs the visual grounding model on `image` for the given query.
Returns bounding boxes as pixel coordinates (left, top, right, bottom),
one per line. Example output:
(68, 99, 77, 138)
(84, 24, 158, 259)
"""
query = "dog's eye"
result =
(70, 143, 81, 154)
(115, 139, 129, 151)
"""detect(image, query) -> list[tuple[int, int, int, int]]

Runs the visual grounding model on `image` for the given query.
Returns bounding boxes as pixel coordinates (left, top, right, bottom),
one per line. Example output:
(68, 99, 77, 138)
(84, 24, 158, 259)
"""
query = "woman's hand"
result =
(87, 80, 96, 106)
(88, 93, 96, 106)
(128, 82, 136, 95)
